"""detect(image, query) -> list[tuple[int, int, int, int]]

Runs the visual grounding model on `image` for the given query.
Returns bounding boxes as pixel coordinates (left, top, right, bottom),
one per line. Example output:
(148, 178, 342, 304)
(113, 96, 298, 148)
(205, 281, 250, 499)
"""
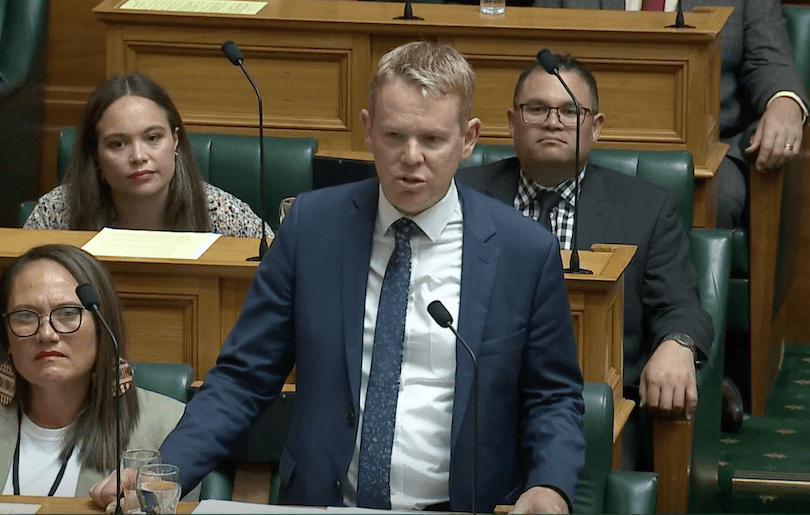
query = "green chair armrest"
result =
(605, 471, 658, 514)
(199, 467, 234, 501)
(129, 361, 192, 403)
(686, 228, 732, 513)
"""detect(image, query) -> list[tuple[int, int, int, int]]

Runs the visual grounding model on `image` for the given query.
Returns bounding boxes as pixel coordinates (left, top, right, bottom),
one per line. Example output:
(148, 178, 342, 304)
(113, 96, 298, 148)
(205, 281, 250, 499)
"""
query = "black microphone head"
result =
(537, 49, 559, 75)
(76, 284, 100, 312)
(427, 301, 453, 328)
(221, 40, 244, 66)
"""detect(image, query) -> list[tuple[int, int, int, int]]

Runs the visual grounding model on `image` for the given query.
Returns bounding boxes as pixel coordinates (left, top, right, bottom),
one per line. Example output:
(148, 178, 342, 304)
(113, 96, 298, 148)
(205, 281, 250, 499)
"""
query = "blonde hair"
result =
(367, 41, 475, 125)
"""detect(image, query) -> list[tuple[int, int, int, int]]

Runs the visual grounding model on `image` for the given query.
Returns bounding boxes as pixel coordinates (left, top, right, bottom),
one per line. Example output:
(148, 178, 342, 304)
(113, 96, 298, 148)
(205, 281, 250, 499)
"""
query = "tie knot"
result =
(536, 190, 562, 211)
(392, 218, 418, 239)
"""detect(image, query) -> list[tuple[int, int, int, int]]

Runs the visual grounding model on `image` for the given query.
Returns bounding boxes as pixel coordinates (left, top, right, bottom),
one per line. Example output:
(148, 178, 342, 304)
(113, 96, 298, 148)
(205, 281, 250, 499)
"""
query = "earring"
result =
(0, 359, 16, 406)
(115, 358, 133, 396)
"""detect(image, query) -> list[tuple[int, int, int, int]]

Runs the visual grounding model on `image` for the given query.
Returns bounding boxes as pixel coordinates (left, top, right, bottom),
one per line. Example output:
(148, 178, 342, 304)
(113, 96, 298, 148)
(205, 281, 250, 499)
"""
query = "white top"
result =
(344, 180, 463, 510)
(2, 412, 81, 497)
(624, 0, 679, 10)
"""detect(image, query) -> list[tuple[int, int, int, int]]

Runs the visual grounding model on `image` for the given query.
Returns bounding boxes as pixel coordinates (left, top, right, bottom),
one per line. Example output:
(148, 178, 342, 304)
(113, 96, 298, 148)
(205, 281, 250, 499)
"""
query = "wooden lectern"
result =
(92, 0, 729, 227)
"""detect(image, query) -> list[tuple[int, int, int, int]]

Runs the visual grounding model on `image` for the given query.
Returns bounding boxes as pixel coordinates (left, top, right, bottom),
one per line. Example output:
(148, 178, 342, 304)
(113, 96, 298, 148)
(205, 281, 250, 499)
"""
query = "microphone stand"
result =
(666, 0, 693, 28)
(552, 75, 591, 275)
(394, 0, 423, 20)
(427, 301, 477, 514)
(221, 41, 269, 261)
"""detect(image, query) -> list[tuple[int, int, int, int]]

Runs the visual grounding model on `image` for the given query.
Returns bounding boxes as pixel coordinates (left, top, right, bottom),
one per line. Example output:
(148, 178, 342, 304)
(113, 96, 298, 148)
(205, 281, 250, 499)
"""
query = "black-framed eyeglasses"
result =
(3, 306, 85, 338)
(517, 103, 594, 127)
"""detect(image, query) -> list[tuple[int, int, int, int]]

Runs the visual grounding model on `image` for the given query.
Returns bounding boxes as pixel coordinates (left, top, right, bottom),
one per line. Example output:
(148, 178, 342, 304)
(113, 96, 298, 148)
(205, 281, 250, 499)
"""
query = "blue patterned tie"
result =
(356, 218, 417, 509)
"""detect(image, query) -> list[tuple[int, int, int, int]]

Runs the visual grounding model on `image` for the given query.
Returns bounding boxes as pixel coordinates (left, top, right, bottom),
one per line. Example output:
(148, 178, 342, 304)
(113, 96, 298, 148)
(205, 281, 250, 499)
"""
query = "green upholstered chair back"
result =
(783, 5, 810, 93)
(0, 0, 46, 93)
(460, 143, 516, 169)
(54, 128, 318, 231)
(129, 361, 192, 403)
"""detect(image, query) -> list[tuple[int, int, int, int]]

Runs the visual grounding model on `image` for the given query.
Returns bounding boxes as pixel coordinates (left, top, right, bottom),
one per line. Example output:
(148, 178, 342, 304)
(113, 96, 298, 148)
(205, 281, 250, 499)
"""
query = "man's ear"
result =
(360, 109, 374, 154)
(591, 112, 605, 143)
(460, 118, 481, 160)
(507, 109, 517, 139)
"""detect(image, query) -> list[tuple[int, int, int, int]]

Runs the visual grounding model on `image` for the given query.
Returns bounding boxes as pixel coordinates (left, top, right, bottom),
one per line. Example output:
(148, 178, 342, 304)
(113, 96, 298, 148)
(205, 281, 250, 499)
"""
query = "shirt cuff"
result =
(767, 91, 809, 125)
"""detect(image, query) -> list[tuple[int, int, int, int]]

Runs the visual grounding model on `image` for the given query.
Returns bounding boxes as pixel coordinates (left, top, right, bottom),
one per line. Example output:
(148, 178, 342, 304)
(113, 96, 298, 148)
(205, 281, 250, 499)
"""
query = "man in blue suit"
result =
(93, 42, 585, 513)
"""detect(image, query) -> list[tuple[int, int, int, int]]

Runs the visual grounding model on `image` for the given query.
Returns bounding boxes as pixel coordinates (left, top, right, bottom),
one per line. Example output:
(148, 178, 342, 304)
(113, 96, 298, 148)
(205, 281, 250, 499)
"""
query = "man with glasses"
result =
(457, 54, 713, 471)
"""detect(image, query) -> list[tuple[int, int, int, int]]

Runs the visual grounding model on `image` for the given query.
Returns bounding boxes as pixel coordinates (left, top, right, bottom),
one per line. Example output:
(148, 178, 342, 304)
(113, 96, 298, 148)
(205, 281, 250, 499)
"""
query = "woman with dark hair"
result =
(24, 73, 270, 237)
(0, 244, 185, 498)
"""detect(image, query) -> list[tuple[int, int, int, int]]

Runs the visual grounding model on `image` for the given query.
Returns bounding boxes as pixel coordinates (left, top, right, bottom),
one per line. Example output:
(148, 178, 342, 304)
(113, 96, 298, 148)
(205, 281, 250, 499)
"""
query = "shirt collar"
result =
(377, 179, 460, 242)
(518, 166, 587, 208)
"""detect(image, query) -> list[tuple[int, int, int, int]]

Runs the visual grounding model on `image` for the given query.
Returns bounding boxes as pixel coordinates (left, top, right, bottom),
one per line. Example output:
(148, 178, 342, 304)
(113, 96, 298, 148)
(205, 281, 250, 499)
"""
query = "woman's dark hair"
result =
(0, 244, 140, 472)
(64, 73, 211, 232)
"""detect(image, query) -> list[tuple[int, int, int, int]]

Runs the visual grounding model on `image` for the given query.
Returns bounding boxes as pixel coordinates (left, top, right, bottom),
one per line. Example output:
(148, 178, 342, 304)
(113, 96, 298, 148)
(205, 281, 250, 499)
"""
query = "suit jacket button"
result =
(346, 410, 355, 425)
(334, 480, 342, 493)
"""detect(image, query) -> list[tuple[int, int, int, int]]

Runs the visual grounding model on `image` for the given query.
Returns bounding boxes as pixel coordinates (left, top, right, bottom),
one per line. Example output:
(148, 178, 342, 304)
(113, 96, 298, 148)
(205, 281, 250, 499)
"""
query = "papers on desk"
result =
(193, 501, 421, 514)
(82, 228, 220, 260)
(193, 500, 325, 514)
(120, 0, 266, 15)
(0, 503, 40, 514)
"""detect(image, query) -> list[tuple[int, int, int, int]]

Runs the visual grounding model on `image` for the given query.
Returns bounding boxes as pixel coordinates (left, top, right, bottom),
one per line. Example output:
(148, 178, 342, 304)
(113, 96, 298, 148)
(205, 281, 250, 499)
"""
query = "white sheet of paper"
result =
(192, 500, 327, 514)
(119, 0, 266, 15)
(81, 228, 220, 260)
(0, 503, 40, 514)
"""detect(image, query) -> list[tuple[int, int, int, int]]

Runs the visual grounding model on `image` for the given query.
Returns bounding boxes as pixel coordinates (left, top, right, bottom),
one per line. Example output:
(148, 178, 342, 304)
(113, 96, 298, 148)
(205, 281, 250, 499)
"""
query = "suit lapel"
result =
(342, 182, 378, 410)
(451, 184, 500, 448)
(577, 164, 614, 249)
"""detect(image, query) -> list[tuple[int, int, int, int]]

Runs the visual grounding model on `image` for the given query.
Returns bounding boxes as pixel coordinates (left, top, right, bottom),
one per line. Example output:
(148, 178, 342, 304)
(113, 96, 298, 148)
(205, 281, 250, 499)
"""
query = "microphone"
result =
(394, 0, 423, 20)
(536, 50, 592, 275)
(221, 40, 269, 262)
(666, 0, 694, 28)
(427, 300, 477, 514)
(77, 284, 123, 514)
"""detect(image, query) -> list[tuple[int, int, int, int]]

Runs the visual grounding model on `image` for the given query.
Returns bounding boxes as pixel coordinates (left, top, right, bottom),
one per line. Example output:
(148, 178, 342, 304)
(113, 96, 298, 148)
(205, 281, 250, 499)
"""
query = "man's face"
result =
(508, 69, 604, 185)
(361, 78, 480, 216)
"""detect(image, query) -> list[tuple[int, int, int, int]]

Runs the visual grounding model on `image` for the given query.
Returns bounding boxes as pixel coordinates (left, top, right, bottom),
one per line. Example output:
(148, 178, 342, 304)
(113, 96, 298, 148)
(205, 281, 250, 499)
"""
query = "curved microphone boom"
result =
(427, 300, 477, 514)
(77, 284, 122, 513)
(536, 49, 591, 275)
(222, 40, 269, 261)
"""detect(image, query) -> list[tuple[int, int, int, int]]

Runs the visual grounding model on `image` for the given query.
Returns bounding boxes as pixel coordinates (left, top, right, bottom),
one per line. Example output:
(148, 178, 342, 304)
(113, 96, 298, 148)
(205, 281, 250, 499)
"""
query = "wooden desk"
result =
(0, 495, 196, 514)
(92, 0, 729, 227)
(0, 228, 260, 382)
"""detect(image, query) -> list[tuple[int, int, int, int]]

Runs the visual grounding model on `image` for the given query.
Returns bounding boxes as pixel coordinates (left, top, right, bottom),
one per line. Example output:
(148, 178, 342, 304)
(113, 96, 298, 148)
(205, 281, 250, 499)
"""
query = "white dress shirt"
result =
(344, 180, 463, 510)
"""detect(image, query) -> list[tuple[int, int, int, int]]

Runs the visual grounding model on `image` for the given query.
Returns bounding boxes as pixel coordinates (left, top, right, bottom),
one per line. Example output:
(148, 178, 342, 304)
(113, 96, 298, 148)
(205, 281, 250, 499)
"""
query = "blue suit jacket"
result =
(160, 179, 585, 512)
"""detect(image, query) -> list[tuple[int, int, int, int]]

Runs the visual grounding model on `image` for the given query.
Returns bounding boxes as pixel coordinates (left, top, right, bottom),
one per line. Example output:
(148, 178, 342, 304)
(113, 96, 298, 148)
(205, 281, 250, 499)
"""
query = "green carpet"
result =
(718, 344, 810, 512)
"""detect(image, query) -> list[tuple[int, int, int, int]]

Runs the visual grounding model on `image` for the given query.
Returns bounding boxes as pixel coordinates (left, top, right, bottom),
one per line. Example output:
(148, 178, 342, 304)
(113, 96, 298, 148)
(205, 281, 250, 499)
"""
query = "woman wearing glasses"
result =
(0, 244, 185, 497)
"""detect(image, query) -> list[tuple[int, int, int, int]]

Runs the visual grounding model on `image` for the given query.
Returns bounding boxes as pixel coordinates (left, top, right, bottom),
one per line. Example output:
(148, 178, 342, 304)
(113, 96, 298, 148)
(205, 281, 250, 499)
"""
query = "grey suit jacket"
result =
(0, 388, 185, 497)
(531, 0, 808, 162)
(456, 158, 714, 391)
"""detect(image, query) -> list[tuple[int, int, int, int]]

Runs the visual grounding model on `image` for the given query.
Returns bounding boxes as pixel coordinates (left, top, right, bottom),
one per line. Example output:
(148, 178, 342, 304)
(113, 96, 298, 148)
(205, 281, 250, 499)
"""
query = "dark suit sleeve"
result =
(520, 236, 586, 509)
(641, 192, 714, 361)
(740, 0, 809, 113)
(159, 201, 300, 494)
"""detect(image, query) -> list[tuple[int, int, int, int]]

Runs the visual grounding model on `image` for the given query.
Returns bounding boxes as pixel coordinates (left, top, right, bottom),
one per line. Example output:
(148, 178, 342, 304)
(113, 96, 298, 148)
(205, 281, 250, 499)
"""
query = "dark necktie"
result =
(641, 0, 665, 10)
(356, 218, 418, 509)
(536, 190, 562, 232)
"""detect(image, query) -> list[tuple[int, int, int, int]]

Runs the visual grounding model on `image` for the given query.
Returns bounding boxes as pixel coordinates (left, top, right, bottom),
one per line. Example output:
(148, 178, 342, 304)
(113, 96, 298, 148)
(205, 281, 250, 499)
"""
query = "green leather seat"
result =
(130, 361, 193, 403)
(20, 128, 318, 231)
(0, 0, 47, 228)
(575, 382, 657, 514)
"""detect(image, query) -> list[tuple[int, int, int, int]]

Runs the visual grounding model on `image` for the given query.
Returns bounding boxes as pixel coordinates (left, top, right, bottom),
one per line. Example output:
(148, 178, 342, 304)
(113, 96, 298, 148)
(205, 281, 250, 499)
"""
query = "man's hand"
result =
(746, 96, 804, 172)
(639, 339, 697, 420)
(509, 486, 569, 514)
(89, 468, 138, 513)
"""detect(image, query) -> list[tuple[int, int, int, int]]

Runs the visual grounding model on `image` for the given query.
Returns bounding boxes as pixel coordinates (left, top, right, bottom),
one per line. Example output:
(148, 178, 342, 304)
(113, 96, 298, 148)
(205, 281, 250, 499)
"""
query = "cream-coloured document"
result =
(81, 228, 220, 260)
(0, 504, 40, 514)
(192, 500, 326, 514)
(119, 0, 266, 15)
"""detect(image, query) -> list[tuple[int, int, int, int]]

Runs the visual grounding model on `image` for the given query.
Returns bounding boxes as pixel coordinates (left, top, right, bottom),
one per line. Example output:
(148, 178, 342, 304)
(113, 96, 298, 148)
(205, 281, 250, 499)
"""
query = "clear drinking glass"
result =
(136, 463, 182, 514)
(480, 0, 505, 15)
(121, 449, 162, 514)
